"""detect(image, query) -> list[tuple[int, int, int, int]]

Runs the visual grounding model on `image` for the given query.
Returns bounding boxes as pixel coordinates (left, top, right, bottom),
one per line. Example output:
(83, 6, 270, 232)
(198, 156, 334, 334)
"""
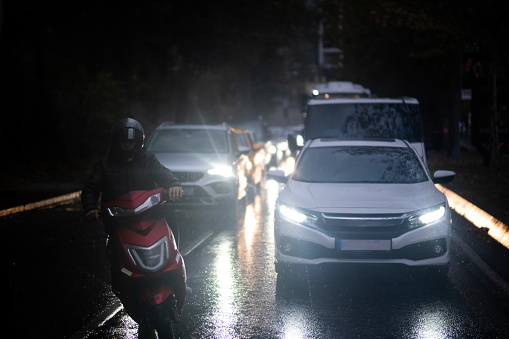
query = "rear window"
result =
(147, 129, 229, 153)
(306, 103, 422, 142)
(293, 146, 427, 184)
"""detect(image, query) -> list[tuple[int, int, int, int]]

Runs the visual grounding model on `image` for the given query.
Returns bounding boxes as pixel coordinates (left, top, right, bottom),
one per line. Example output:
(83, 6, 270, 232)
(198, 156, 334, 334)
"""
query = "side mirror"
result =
(267, 169, 288, 184)
(432, 170, 456, 184)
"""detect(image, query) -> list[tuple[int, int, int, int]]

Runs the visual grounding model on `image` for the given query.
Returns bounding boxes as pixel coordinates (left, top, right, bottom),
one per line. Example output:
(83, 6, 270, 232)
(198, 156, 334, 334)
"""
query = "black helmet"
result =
(110, 118, 145, 161)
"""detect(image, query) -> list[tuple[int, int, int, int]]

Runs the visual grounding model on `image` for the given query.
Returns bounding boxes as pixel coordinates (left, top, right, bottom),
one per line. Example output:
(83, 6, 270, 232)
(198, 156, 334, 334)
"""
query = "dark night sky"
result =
(1, 0, 508, 180)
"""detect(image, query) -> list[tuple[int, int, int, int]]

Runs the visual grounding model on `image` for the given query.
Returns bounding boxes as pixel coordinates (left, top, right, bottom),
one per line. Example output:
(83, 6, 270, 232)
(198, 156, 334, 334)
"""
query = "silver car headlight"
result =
(207, 165, 234, 177)
(278, 203, 319, 228)
(125, 236, 169, 272)
(408, 204, 446, 229)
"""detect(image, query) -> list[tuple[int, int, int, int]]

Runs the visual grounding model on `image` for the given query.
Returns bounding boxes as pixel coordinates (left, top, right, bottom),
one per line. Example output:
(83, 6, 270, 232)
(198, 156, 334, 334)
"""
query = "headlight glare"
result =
(409, 204, 446, 229)
(279, 204, 318, 227)
(208, 165, 234, 177)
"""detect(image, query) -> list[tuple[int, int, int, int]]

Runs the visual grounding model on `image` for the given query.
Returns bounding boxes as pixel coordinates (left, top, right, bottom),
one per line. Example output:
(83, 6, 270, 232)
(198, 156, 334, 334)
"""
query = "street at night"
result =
(3, 1, 509, 338)
(5, 169, 509, 338)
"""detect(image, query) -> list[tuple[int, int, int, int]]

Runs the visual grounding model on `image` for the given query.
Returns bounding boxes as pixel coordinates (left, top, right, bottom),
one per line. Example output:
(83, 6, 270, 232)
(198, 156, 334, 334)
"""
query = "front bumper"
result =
(274, 215, 452, 267)
(162, 178, 240, 210)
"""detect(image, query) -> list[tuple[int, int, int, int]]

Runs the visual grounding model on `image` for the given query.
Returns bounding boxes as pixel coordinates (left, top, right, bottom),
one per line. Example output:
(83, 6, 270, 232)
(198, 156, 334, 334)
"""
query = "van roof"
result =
(312, 81, 370, 96)
(308, 97, 419, 106)
(308, 138, 409, 149)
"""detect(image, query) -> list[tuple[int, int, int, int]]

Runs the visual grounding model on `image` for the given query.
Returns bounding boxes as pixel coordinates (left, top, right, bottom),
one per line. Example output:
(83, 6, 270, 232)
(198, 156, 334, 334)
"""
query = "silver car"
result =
(146, 123, 249, 220)
(268, 138, 455, 276)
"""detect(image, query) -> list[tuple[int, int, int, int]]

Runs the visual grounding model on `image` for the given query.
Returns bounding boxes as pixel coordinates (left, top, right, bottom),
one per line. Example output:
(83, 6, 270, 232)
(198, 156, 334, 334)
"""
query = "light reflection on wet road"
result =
(85, 179, 509, 338)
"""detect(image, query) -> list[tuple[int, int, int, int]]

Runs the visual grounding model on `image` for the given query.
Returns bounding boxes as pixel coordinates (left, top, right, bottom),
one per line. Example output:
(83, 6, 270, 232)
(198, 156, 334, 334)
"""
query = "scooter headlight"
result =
(106, 192, 162, 217)
(125, 236, 170, 272)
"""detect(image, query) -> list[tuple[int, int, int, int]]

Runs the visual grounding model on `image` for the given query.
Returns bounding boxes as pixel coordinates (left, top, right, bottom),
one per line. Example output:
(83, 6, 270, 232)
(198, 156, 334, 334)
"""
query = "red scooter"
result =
(102, 188, 186, 339)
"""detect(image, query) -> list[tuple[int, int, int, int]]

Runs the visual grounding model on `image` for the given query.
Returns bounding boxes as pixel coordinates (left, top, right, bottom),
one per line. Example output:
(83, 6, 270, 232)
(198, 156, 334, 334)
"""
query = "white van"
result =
(289, 97, 427, 166)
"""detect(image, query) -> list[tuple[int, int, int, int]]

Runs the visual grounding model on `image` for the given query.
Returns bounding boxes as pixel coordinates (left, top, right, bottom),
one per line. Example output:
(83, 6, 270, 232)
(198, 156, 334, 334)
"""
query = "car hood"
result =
(153, 152, 233, 172)
(278, 180, 446, 214)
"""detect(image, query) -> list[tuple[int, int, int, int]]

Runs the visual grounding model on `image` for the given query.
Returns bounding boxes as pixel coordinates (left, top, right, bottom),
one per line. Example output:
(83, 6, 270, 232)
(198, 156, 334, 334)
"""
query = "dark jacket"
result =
(81, 149, 180, 214)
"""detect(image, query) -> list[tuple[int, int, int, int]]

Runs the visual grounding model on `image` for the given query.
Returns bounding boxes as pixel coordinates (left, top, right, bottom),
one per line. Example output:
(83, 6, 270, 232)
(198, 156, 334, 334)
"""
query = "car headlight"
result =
(207, 165, 234, 177)
(408, 204, 446, 229)
(279, 204, 319, 227)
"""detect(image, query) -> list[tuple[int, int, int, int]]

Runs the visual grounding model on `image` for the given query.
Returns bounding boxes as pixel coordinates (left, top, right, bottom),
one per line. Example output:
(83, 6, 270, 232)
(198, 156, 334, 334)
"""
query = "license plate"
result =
(336, 239, 391, 251)
(183, 187, 194, 196)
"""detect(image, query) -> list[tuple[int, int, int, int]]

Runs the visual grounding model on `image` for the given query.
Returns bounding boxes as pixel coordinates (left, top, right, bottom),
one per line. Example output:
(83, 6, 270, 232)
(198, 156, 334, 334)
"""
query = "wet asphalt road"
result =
(5, 180, 509, 338)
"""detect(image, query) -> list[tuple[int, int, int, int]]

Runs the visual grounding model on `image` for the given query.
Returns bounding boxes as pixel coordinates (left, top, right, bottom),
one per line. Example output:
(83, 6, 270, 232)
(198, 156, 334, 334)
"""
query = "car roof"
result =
(307, 138, 410, 149)
(154, 122, 231, 131)
(307, 97, 419, 106)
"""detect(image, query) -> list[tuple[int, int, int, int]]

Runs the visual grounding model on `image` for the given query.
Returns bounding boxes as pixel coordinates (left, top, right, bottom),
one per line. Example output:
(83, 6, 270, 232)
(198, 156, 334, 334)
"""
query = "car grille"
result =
(173, 171, 204, 183)
(279, 236, 448, 261)
(319, 212, 408, 239)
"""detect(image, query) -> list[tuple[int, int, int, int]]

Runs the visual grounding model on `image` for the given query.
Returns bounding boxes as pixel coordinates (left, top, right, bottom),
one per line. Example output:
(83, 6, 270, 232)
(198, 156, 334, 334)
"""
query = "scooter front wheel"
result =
(155, 323, 175, 339)
(138, 324, 174, 339)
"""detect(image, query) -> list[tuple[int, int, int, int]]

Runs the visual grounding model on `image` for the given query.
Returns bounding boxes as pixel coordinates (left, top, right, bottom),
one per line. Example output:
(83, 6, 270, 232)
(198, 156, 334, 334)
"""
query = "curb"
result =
(437, 184, 509, 250)
(0, 190, 82, 218)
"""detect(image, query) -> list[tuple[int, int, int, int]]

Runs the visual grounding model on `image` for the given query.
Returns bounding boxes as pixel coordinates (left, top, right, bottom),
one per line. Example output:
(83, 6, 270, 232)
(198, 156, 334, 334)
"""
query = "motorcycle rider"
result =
(81, 117, 183, 220)
(81, 118, 185, 334)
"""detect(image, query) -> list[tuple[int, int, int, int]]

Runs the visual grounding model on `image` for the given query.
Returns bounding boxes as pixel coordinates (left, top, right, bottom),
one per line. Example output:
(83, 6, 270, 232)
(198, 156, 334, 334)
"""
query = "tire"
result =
(156, 323, 175, 339)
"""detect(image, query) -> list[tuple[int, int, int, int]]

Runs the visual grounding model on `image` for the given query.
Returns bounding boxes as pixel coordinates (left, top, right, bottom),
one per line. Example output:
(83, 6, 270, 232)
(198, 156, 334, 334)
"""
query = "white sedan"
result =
(268, 138, 455, 276)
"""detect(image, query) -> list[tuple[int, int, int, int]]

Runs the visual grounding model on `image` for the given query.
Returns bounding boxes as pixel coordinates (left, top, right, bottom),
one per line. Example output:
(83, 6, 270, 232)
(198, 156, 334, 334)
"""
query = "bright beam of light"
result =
(436, 184, 509, 250)
(212, 241, 238, 338)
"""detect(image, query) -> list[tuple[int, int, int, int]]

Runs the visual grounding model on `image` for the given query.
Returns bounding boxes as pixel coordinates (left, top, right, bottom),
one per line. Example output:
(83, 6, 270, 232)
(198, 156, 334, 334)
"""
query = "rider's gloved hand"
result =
(85, 209, 100, 221)
(168, 186, 183, 201)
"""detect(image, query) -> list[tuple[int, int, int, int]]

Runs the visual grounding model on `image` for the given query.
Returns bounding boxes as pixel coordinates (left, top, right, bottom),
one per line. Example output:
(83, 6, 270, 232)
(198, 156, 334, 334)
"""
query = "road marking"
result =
(437, 184, 509, 250)
(452, 233, 509, 296)
(70, 301, 123, 339)
(180, 230, 214, 256)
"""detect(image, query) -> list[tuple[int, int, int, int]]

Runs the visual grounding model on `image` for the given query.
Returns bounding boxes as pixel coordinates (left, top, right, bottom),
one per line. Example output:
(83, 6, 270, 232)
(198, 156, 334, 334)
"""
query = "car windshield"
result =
(306, 103, 422, 142)
(292, 145, 428, 184)
(147, 129, 229, 153)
